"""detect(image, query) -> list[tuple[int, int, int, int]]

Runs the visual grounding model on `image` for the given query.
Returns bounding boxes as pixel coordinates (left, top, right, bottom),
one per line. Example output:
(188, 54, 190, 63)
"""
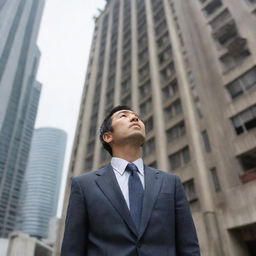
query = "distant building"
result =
(17, 128, 67, 239)
(57, 0, 256, 255)
(6, 232, 52, 256)
(0, 0, 45, 238)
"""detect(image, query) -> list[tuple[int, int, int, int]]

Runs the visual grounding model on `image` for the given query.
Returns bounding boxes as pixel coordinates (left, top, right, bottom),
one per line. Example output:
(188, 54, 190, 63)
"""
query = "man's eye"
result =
(120, 114, 126, 117)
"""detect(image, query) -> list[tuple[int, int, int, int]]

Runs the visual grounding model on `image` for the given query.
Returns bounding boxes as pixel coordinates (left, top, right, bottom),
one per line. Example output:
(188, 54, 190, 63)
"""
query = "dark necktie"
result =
(126, 163, 144, 231)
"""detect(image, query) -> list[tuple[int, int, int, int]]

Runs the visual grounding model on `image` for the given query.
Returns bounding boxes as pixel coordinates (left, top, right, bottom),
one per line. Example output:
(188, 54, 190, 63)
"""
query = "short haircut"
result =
(99, 105, 132, 156)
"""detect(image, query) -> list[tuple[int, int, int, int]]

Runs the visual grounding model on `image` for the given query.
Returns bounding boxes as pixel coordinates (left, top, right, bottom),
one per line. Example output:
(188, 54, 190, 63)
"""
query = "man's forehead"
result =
(112, 109, 139, 117)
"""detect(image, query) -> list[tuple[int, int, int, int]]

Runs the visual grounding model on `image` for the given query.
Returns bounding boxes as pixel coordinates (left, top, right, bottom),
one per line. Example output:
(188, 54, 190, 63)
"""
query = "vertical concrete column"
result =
(163, 0, 223, 255)
(130, 0, 139, 113)
(144, 0, 169, 171)
(114, 0, 124, 105)
(93, 8, 113, 169)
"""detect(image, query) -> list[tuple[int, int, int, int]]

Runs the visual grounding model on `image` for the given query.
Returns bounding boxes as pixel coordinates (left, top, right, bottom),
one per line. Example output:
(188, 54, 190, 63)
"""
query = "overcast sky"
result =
(36, 0, 105, 217)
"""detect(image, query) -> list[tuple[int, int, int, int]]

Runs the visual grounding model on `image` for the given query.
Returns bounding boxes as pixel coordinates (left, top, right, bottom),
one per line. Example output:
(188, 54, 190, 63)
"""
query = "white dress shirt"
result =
(111, 157, 145, 209)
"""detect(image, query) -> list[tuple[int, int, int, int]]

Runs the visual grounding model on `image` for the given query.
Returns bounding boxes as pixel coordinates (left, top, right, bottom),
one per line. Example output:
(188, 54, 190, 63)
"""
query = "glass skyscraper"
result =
(0, 0, 45, 238)
(17, 127, 67, 239)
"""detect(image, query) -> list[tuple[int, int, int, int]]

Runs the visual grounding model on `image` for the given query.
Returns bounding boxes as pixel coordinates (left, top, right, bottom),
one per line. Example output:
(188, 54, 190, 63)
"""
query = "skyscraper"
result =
(58, 0, 256, 255)
(0, 0, 45, 238)
(17, 128, 67, 239)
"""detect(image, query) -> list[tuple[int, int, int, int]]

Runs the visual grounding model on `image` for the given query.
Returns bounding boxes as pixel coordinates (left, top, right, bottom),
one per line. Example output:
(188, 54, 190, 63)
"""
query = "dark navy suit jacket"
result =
(61, 164, 200, 256)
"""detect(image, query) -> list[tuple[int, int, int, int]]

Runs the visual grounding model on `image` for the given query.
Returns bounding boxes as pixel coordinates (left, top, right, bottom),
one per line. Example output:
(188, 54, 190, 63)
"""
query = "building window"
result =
(164, 100, 182, 121)
(121, 94, 131, 106)
(140, 98, 152, 116)
(123, 48, 131, 61)
(144, 116, 154, 133)
(138, 19, 147, 35)
(210, 9, 232, 31)
(139, 64, 150, 82)
(108, 75, 115, 90)
(162, 80, 178, 101)
(139, 80, 151, 98)
(158, 47, 172, 65)
(106, 89, 114, 104)
(137, 1, 146, 18)
(201, 130, 212, 153)
(154, 7, 165, 24)
(85, 156, 93, 170)
(87, 140, 95, 153)
(160, 63, 175, 83)
(210, 9, 239, 46)
(220, 49, 250, 72)
(226, 67, 256, 99)
(210, 167, 221, 192)
(143, 138, 155, 157)
(166, 121, 186, 143)
(122, 62, 131, 77)
(169, 146, 190, 170)
(157, 33, 170, 49)
(121, 79, 131, 94)
(123, 32, 131, 48)
(231, 105, 256, 135)
(203, 0, 223, 16)
(139, 48, 148, 66)
(155, 19, 167, 37)
(151, 0, 163, 10)
(183, 179, 197, 203)
(138, 33, 148, 51)
(237, 149, 256, 183)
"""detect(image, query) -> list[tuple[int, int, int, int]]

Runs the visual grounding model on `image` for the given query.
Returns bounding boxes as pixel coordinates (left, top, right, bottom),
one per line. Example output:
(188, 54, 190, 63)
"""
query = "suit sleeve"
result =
(61, 177, 88, 256)
(174, 176, 201, 255)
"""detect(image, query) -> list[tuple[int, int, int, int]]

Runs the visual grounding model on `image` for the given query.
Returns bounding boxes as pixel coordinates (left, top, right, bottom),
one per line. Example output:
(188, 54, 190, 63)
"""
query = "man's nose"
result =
(130, 114, 139, 122)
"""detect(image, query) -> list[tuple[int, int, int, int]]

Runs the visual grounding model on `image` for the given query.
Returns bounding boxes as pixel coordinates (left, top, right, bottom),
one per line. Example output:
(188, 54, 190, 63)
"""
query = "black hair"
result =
(99, 105, 132, 156)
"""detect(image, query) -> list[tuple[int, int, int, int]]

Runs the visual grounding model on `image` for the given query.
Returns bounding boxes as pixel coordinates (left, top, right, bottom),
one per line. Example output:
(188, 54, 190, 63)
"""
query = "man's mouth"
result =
(130, 123, 141, 128)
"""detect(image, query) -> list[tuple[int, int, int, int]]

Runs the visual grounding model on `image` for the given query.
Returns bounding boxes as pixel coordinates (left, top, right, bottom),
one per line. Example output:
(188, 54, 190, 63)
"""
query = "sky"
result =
(35, 0, 106, 217)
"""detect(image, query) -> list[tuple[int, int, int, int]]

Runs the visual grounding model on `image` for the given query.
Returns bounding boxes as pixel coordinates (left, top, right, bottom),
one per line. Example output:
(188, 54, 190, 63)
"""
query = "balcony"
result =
(203, 0, 222, 16)
(212, 19, 237, 45)
(226, 37, 247, 57)
(210, 9, 239, 45)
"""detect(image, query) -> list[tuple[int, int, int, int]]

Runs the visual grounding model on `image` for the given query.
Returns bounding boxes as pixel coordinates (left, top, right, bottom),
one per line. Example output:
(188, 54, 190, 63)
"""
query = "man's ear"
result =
(103, 132, 113, 143)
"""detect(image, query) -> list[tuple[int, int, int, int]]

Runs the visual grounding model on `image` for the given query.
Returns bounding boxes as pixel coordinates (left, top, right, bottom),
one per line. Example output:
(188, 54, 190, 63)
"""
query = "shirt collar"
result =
(111, 157, 144, 176)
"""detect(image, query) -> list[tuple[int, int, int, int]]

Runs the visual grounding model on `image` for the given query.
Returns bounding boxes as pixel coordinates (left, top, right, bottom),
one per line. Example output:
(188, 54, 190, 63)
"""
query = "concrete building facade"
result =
(0, 0, 45, 238)
(7, 232, 52, 256)
(58, 0, 256, 255)
(17, 128, 67, 239)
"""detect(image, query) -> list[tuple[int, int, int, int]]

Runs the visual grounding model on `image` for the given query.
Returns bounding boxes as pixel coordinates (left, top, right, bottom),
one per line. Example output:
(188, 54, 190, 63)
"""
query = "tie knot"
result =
(126, 163, 138, 175)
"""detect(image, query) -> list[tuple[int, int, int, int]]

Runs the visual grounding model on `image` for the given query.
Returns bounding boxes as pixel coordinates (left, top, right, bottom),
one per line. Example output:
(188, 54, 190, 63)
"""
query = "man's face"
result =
(104, 109, 146, 146)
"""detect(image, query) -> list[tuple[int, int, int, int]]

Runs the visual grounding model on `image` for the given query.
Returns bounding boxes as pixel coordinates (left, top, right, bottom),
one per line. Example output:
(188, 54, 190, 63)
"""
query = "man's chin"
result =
(128, 133, 146, 146)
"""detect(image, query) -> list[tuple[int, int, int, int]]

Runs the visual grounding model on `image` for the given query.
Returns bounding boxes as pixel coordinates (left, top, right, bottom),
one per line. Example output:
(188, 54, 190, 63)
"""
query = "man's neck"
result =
(112, 145, 141, 163)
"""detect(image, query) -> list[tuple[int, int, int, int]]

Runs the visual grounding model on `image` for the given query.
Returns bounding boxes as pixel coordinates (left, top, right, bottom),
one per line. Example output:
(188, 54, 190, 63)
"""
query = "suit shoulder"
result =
(146, 166, 180, 180)
(72, 165, 109, 183)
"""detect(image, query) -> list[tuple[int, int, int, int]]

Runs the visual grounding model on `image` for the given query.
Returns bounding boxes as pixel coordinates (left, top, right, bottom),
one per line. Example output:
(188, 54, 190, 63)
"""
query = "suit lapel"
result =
(95, 164, 137, 236)
(139, 166, 163, 239)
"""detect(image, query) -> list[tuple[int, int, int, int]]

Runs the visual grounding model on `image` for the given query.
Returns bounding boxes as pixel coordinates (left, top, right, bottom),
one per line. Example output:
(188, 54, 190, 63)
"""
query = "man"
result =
(61, 105, 200, 256)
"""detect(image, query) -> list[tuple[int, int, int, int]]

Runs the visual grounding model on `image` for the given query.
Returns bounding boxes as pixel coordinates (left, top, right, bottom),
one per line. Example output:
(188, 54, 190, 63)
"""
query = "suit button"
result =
(137, 242, 141, 248)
